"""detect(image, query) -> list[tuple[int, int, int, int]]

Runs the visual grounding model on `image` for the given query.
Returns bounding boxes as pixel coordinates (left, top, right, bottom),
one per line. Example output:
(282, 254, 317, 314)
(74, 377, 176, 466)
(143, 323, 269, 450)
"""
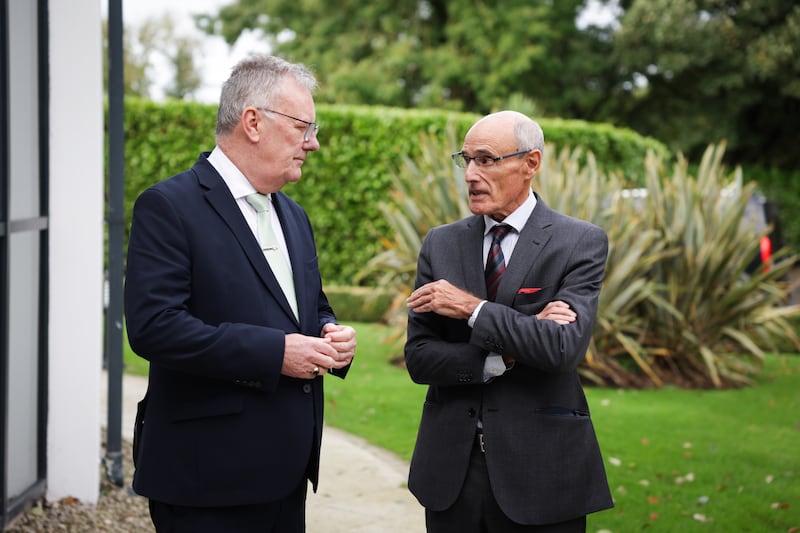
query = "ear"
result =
(527, 149, 542, 174)
(242, 107, 262, 142)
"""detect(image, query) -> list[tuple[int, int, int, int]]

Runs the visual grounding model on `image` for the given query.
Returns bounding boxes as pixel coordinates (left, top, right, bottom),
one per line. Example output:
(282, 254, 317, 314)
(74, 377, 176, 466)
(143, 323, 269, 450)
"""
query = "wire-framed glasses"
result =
(258, 107, 320, 142)
(451, 149, 532, 168)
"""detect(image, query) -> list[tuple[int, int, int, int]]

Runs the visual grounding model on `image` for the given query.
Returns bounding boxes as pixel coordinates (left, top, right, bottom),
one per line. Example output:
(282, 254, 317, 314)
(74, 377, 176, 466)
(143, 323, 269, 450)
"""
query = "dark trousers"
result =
(425, 441, 586, 533)
(148, 480, 307, 533)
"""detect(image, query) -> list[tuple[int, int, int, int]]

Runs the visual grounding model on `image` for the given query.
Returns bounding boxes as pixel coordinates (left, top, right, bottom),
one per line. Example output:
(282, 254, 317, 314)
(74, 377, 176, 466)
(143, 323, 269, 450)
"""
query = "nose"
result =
(464, 163, 479, 182)
(304, 134, 320, 151)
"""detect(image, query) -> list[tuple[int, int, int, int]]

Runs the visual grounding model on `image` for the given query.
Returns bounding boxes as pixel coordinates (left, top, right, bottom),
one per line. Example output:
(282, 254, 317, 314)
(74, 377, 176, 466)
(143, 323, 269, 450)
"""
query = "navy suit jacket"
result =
(124, 153, 345, 506)
(405, 196, 613, 525)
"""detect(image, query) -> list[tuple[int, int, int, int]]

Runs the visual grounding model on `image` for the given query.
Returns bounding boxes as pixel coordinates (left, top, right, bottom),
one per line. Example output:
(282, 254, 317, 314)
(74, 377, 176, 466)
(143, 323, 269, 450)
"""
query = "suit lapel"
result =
(196, 158, 300, 325)
(495, 197, 554, 305)
(462, 216, 489, 299)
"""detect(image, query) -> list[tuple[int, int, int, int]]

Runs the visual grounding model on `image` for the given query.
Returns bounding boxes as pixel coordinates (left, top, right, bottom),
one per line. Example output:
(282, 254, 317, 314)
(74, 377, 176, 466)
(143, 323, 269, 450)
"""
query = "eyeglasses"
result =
(258, 107, 320, 142)
(451, 149, 532, 168)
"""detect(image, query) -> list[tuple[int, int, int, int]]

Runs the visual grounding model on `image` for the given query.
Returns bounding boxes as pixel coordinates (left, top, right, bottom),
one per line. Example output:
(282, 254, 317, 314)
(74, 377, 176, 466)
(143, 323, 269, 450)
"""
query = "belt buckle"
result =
(478, 432, 485, 453)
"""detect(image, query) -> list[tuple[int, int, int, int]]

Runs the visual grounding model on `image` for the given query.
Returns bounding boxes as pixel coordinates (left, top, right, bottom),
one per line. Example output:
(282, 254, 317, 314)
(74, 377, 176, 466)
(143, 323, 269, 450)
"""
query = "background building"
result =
(1, 0, 105, 526)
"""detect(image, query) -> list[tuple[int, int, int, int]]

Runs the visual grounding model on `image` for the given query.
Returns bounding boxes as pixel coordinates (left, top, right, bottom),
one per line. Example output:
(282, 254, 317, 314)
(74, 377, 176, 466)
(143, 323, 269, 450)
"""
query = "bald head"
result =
(461, 110, 544, 221)
(468, 111, 545, 155)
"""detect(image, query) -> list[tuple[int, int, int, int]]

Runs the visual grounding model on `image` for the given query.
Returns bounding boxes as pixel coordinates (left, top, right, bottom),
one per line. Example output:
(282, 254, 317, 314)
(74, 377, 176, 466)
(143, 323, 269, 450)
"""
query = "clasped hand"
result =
(282, 324, 356, 379)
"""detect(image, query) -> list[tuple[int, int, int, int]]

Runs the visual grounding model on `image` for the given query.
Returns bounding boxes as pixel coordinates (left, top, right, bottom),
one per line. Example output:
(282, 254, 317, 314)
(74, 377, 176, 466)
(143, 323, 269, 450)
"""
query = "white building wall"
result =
(46, 0, 105, 503)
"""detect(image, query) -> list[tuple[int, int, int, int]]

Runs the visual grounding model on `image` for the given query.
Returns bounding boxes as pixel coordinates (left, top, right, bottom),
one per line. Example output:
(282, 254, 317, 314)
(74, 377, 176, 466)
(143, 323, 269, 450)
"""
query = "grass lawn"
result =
(124, 321, 800, 532)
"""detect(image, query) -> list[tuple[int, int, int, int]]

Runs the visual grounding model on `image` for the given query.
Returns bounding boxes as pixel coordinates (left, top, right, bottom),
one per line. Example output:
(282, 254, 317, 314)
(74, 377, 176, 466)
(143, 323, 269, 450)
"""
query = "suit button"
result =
(302, 384, 312, 394)
(467, 408, 476, 418)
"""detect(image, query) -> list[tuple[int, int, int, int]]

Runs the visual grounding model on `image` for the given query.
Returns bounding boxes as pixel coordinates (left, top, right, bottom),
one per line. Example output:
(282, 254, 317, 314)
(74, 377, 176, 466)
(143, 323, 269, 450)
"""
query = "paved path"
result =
(101, 372, 426, 532)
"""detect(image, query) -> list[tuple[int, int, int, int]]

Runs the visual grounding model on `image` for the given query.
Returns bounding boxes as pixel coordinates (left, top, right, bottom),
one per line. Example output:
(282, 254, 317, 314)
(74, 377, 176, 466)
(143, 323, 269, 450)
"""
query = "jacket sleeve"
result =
(404, 228, 488, 386)
(471, 222, 608, 373)
(124, 186, 285, 392)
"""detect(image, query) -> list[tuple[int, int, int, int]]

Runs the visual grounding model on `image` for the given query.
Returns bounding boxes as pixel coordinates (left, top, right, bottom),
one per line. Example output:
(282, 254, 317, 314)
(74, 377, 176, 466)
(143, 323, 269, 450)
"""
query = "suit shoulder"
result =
(548, 209, 606, 237)
(139, 169, 199, 203)
(427, 215, 479, 237)
(274, 191, 304, 211)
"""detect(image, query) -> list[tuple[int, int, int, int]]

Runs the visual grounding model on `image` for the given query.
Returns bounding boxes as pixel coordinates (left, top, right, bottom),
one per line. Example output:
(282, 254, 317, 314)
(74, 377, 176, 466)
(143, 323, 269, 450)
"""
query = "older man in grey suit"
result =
(405, 111, 613, 532)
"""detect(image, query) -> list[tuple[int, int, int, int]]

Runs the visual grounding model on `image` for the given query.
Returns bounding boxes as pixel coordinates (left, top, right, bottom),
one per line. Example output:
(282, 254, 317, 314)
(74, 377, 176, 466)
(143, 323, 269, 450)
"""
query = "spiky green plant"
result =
(355, 126, 469, 351)
(359, 132, 800, 388)
(628, 146, 800, 387)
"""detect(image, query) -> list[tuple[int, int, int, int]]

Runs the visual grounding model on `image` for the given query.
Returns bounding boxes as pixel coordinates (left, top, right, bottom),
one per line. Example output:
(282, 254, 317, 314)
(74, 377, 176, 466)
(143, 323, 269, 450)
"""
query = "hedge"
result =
(117, 98, 669, 285)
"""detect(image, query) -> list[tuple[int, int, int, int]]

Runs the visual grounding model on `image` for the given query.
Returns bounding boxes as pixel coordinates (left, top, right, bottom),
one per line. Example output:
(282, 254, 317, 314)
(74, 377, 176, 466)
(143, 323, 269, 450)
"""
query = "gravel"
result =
(5, 436, 154, 533)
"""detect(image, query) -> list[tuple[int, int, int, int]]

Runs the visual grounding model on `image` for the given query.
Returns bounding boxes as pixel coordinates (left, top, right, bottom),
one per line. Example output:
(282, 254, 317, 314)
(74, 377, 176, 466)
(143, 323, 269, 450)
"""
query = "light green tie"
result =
(246, 193, 298, 320)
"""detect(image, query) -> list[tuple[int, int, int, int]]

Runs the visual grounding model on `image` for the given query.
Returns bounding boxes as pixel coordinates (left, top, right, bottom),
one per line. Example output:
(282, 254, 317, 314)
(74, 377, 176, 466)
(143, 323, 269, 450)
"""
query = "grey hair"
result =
(514, 115, 545, 155)
(215, 55, 318, 136)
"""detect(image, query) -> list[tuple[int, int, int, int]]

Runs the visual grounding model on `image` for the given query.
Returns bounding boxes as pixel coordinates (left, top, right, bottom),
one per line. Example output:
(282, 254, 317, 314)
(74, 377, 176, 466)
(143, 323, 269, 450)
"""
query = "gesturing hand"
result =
(406, 279, 482, 320)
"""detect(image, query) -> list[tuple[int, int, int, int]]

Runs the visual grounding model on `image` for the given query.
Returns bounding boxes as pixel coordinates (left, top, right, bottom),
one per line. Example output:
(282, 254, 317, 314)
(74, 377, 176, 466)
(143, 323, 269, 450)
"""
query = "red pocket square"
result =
(518, 287, 542, 294)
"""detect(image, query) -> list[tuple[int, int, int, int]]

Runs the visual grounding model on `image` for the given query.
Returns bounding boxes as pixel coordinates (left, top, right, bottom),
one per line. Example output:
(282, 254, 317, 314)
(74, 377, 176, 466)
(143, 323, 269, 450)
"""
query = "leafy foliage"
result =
(102, 14, 204, 100)
(612, 0, 800, 169)
(196, 0, 617, 118)
(366, 130, 800, 388)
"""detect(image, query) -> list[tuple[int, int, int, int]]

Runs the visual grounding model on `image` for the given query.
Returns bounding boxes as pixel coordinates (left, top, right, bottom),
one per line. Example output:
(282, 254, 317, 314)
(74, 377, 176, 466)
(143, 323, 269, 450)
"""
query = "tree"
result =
(103, 14, 203, 100)
(196, 0, 618, 117)
(610, 0, 800, 169)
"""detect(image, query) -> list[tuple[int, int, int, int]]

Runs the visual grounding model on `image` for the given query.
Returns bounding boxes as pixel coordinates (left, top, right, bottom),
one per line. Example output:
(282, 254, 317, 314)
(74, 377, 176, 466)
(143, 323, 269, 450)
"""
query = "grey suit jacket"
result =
(405, 194, 614, 525)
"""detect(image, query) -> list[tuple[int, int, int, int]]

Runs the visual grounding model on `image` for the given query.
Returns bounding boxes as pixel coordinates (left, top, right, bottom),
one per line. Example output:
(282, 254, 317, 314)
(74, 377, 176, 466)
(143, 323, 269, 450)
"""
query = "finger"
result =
(313, 338, 339, 359)
(332, 359, 351, 369)
(312, 353, 338, 369)
(306, 365, 330, 379)
(324, 329, 350, 342)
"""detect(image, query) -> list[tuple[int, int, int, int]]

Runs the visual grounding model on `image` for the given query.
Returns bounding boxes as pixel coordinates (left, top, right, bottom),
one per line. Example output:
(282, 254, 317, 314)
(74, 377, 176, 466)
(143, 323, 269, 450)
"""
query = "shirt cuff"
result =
(483, 353, 507, 382)
(468, 300, 487, 328)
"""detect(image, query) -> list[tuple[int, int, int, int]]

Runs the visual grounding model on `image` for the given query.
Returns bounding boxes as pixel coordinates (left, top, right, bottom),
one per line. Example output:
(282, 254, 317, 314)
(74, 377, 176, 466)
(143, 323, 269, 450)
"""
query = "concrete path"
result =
(101, 372, 426, 532)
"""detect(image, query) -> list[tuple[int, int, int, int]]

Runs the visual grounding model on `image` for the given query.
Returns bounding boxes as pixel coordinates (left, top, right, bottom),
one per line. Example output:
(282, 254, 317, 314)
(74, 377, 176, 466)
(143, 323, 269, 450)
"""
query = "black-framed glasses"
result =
(258, 107, 320, 142)
(451, 149, 532, 168)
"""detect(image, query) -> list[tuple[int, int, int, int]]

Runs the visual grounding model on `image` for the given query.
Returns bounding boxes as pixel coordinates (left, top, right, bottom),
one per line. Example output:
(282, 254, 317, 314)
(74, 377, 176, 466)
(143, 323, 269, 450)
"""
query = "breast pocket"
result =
(513, 285, 553, 315)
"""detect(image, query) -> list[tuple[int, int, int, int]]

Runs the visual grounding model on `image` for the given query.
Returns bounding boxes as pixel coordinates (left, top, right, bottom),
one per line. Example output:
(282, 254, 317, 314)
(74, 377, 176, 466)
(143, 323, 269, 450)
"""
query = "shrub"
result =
(541, 144, 800, 388)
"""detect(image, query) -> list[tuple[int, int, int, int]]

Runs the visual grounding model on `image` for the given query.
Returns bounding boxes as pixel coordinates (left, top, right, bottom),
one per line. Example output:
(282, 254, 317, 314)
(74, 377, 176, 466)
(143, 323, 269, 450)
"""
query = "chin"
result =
(468, 201, 488, 216)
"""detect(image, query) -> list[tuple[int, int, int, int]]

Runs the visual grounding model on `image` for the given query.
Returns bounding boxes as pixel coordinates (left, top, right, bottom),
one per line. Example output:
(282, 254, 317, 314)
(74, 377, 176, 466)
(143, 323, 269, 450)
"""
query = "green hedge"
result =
(324, 286, 396, 323)
(118, 99, 668, 285)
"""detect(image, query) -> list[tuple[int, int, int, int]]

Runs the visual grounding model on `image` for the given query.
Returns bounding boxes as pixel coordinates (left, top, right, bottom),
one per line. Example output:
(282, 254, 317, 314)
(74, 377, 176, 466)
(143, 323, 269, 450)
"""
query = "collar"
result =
(207, 146, 267, 202)
(483, 189, 537, 235)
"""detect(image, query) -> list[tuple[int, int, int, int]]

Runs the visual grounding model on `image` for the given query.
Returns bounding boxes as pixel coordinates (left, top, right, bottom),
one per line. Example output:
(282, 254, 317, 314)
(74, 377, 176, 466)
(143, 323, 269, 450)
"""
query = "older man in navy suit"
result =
(405, 111, 613, 532)
(125, 55, 356, 533)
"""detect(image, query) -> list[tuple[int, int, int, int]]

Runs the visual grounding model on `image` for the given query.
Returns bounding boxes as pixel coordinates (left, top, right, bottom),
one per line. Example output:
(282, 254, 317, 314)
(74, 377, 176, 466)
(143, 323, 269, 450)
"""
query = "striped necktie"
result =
(485, 224, 513, 301)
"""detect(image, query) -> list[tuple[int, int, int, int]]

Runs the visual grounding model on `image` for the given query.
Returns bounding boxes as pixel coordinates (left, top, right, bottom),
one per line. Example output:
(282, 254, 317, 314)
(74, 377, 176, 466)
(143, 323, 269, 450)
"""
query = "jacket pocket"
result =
(169, 391, 244, 422)
(133, 396, 148, 467)
(535, 406, 589, 417)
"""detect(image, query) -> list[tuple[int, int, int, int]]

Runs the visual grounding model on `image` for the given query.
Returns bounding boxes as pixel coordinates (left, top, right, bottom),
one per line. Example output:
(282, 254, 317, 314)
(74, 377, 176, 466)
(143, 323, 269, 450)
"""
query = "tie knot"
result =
(246, 193, 271, 213)
(489, 223, 513, 242)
